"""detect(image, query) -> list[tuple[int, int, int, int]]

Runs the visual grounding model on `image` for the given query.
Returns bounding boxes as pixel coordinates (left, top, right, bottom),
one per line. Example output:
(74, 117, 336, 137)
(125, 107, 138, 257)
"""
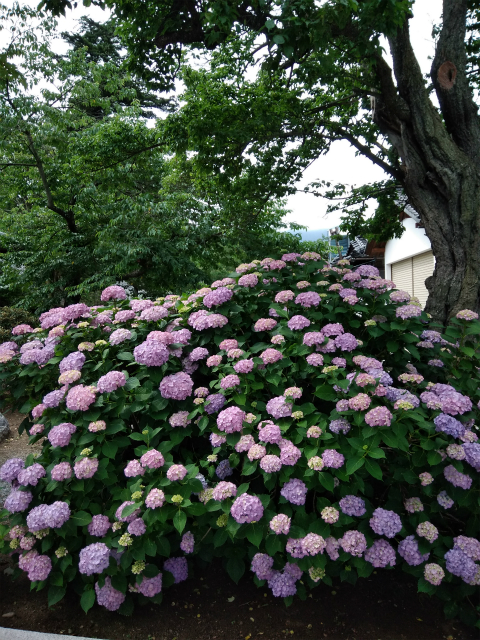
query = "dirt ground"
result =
(0, 413, 477, 640)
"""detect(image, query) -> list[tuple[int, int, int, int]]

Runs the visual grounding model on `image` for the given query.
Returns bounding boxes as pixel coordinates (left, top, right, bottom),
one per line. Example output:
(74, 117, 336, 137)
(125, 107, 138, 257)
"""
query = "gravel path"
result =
(0, 412, 42, 507)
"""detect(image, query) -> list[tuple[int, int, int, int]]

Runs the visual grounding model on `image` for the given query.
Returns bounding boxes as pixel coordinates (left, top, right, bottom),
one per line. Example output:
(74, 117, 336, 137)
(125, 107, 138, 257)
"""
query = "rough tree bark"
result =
(373, 0, 480, 324)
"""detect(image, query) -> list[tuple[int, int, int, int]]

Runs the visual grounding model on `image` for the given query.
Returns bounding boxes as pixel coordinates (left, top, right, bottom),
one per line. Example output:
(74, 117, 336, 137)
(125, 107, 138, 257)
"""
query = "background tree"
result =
(40, 0, 480, 323)
(0, 7, 302, 311)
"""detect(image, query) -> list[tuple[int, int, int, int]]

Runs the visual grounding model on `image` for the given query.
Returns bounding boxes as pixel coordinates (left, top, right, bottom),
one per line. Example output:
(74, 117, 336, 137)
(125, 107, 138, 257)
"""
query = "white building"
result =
(384, 209, 434, 308)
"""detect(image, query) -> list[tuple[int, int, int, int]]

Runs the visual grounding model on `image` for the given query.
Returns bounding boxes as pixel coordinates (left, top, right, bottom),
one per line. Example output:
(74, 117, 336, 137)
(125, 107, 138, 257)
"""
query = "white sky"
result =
(2, 0, 443, 231)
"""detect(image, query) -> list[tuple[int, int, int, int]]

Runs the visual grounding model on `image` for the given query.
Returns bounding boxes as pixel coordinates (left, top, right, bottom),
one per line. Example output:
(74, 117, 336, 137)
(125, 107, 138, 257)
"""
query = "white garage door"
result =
(391, 251, 434, 308)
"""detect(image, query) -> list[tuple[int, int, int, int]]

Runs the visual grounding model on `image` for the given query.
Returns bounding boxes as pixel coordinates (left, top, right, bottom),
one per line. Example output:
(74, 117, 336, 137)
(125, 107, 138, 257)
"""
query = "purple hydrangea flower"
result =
(17, 463, 46, 487)
(4, 489, 33, 513)
(445, 547, 478, 583)
(97, 371, 127, 393)
(339, 531, 367, 556)
(127, 518, 146, 536)
(329, 418, 351, 434)
(42, 388, 67, 408)
(180, 531, 195, 554)
(369, 508, 402, 538)
(0, 458, 25, 483)
(230, 494, 264, 523)
(88, 515, 111, 537)
(339, 495, 366, 517)
(167, 464, 188, 481)
(140, 449, 165, 469)
(145, 489, 165, 509)
(95, 577, 125, 611)
(334, 333, 358, 351)
(50, 462, 72, 482)
(251, 553, 274, 580)
(434, 414, 465, 438)
(79, 542, 110, 575)
(26, 554, 52, 582)
(220, 374, 241, 390)
(66, 385, 96, 411)
(443, 465, 472, 489)
(74, 457, 99, 479)
(137, 574, 163, 597)
(216, 459, 233, 479)
(280, 478, 307, 505)
(48, 423, 76, 448)
(266, 396, 292, 419)
(364, 540, 396, 567)
(159, 372, 194, 400)
(217, 406, 245, 433)
(398, 536, 430, 567)
(287, 315, 311, 331)
(268, 571, 297, 597)
(322, 449, 345, 469)
(59, 351, 86, 373)
(109, 328, 132, 345)
(115, 501, 140, 523)
(124, 460, 145, 478)
(204, 394, 226, 414)
(163, 557, 188, 583)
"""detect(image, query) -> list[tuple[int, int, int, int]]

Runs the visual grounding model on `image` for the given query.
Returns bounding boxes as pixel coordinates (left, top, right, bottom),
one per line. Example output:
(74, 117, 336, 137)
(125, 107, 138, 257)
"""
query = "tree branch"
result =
(335, 128, 403, 181)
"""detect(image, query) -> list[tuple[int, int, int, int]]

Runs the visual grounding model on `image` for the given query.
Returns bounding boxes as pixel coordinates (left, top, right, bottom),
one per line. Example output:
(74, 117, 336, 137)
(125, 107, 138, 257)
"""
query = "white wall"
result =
(385, 217, 432, 279)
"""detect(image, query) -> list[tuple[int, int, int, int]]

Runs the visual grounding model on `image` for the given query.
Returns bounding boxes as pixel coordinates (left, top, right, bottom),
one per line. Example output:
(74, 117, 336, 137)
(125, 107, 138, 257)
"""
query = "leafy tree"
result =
(0, 7, 298, 312)
(40, 0, 480, 323)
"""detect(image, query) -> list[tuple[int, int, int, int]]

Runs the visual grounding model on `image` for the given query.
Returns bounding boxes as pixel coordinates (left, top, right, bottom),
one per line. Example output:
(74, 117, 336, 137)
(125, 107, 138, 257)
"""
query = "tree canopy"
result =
(0, 5, 306, 311)
(37, 0, 480, 323)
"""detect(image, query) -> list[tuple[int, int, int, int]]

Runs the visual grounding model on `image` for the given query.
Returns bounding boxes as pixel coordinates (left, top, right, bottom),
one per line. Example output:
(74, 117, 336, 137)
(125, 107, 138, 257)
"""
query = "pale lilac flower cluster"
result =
(306, 353, 324, 366)
(101, 285, 126, 301)
(348, 394, 371, 411)
(369, 508, 402, 538)
(140, 306, 169, 321)
(27, 501, 70, 530)
(180, 531, 195, 554)
(48, 422, 76, 448)
(217, 406, 245, 433)
(424, 563, 445, 585)
(88, 515, 111, 537)
(115, 501, 140, 523)
(128, 518, 146, 536)
(169, 411, 191, 428)
(280, 443, 301, 466)
(269, 514, 291, 535)
(159, 372, 193, 400)
(167, 464, 188, 481)
(404, 497, 424, 513)
(134, 341, 169, 367)
(115, 310, 136, 322)
(365, 540, 396, 567)
(389, 290, 411, 303)
(234, 358, 254, 374)
(203, 287, 233, 308)
(339, 495, 366, 517)
(95, 577, 126, 611)
(51, 462, 72, 482)
(259, 423, 282, 444)
(4, 489, 33, 513)
(189, 347, 209, 361)
(109, 328, 132, 345)
(266, 396, 292, 419)
(59, 351, 85, 373)
(164, 557, 188, 583)
(238, 274, 258, 287)
(339, 531, 367, 556)
(444, 547, 478, 583)
(66, 385, 96, 411)
(275, 290, 295, 303)
(322, 449, 345, 469)
(74, 458, 99, 479)
(295, 291, 320, 307)
(42, 388, 67, 408)
(251, 553, 274, 580)
(97, 370, 127, 393)
(220, 374, 241, 389)
(124, 460, 145, 477)
(417, 522, 438, 543)
(329, 418, 351, 434)
(145, 489, 165, 508)
(231, 493, 264, 523)
(334, 333, 358, 351)
(463, 443, 480, 470)
(287, 315, 311, 330)
(260, 348, 283, 365)
(437, 490, 454, 509)
(235, 435, 255, 452)
(248, 444, 266, 461)
(396, 305, 422, 319)
(456, 309, 478, 320)
(212, 481, 237, 501)
(321, 506, 339, 523)
(205, 394, 226, 414)
(280, 478, 307, 505)
(210, 433, 227, 447)
(365, 406, 392, 427)
(0, 457, 25, 482)
(88, 420, 106, 433)
(260, 455, 282, 473)
(443, 465, 472, 489)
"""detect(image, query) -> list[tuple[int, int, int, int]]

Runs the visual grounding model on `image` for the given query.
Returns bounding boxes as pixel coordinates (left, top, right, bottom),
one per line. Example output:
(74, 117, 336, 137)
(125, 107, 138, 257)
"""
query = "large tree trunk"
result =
(373, 0, 480, 324)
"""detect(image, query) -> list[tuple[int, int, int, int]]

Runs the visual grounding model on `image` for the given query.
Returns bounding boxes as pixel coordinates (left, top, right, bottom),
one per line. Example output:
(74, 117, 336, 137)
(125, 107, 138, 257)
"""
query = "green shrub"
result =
(0, 254, 478, 626)
(0, 307, 37, 343)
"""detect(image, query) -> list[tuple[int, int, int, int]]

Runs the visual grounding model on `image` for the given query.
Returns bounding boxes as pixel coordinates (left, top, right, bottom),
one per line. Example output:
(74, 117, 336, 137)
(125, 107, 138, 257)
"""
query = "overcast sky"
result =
(3, 0, 442, 231)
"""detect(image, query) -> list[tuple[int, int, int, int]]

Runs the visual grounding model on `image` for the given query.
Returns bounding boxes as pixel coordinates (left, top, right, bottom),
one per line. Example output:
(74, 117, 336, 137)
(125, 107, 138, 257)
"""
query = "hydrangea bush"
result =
(0, 254, 479, 625)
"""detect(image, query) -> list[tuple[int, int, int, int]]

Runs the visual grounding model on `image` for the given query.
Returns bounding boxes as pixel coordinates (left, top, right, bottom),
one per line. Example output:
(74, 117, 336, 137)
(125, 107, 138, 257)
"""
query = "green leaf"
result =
(121, 502, 141, 519)
(173, 510, 187, 534)
(427, 450, 443, 466)
(365, 458, 382, 480)
(315, 385, 337, 401)
(226, 557, 245, 584)
(125, 376, 140, 390)
(346, 456, 365, 475)
(102, 441, 118, 459)
(233, 393, 246, 406)
(386, 340, 398, 353)
(117, 352, 134, 361)
(460, 346, 475, 357)
(71, 511, 92, 526)
(265, 534, 283, 556)
(48, 585, 66, 607)
(317, 472, 335, 492)
(246, 526, 263, 548)
(367, 448, 386, 459)
(145, 540, 157, 557)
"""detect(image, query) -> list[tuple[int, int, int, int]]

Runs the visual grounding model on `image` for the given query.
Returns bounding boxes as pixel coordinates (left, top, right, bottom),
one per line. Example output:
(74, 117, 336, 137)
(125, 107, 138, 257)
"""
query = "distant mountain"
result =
(298, 228, 329, 241)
